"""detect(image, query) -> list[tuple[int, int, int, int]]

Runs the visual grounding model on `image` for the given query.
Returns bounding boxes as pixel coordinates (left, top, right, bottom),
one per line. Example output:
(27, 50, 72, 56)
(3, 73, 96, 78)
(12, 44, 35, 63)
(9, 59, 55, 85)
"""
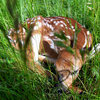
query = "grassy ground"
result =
(0, 0, 100, 99)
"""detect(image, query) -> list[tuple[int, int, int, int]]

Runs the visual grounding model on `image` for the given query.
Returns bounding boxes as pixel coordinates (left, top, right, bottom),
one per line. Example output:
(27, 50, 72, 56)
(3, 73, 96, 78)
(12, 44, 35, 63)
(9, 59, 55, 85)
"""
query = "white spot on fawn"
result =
(13, 40, 16, 43)
(43, 36, 55, 49)
(60, 24, 64, 27)
(47, 23, 50, 28)
(22, 28, 26, 34)
(71, 26, 74, 29)
(31, 22, 34, 25)
(87, 31, 90, 35)
(53, 21, 56, 24)
(43, 22, 46, 26)
(63, 30, 65, 33)
(49, 32, 54, 36)
(66, 35, 71, 40)
(83, 32, 87, 48)
(73, 29, 75, 31)
(50, 19, 53, 21)
(49, 25, 54, 31)
(27, 22, 30, 24)
(55, 21, 60, 26)
(37, 16, 41, 20)
(60, 21, 67, 26)
(34, 26, 39, 30)
(36, 21, 42, 27)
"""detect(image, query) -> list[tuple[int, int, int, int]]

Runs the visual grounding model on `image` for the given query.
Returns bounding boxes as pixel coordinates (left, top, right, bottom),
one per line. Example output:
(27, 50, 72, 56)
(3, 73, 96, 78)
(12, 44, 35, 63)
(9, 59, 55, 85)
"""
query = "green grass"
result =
(0, 0, 100, 99)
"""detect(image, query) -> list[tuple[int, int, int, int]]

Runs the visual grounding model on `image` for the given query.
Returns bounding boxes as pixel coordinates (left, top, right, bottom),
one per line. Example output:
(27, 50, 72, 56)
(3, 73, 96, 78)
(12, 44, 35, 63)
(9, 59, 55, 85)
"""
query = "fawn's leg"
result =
(56, 49, 83, 93)
(26, 43, 48, 76)
(27, 16, 50, 77)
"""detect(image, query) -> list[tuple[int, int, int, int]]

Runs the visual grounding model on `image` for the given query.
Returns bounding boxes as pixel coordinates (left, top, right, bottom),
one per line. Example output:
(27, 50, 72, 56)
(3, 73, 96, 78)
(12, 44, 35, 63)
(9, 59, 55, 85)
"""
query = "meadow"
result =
(0, 0, 100, 99)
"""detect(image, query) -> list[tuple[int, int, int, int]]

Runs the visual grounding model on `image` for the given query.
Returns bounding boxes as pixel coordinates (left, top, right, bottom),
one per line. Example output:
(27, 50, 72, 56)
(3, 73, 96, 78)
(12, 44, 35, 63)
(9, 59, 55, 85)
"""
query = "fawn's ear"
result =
(8, 25, 26, 50)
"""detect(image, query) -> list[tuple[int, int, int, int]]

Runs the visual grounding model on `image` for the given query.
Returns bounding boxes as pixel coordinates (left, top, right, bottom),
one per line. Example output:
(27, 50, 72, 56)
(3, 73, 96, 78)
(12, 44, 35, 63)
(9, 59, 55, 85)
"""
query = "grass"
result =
(0, 0, 100, 99)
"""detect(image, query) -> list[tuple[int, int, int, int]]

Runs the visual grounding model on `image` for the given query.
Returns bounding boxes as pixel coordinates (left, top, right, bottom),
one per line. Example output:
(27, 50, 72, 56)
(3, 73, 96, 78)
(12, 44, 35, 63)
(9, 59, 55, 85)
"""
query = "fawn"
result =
(8, 16, 96, 93)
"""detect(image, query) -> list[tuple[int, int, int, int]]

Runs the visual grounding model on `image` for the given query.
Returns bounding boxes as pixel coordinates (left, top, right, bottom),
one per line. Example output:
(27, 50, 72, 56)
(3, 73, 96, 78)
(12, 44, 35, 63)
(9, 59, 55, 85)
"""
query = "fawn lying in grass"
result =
(8, 16, 100, 93)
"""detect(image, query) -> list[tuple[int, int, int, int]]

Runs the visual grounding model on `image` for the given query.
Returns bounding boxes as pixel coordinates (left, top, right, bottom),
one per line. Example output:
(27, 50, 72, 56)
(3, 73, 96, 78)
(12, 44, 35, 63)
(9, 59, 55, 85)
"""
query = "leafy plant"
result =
(54, 32, 74, 54)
